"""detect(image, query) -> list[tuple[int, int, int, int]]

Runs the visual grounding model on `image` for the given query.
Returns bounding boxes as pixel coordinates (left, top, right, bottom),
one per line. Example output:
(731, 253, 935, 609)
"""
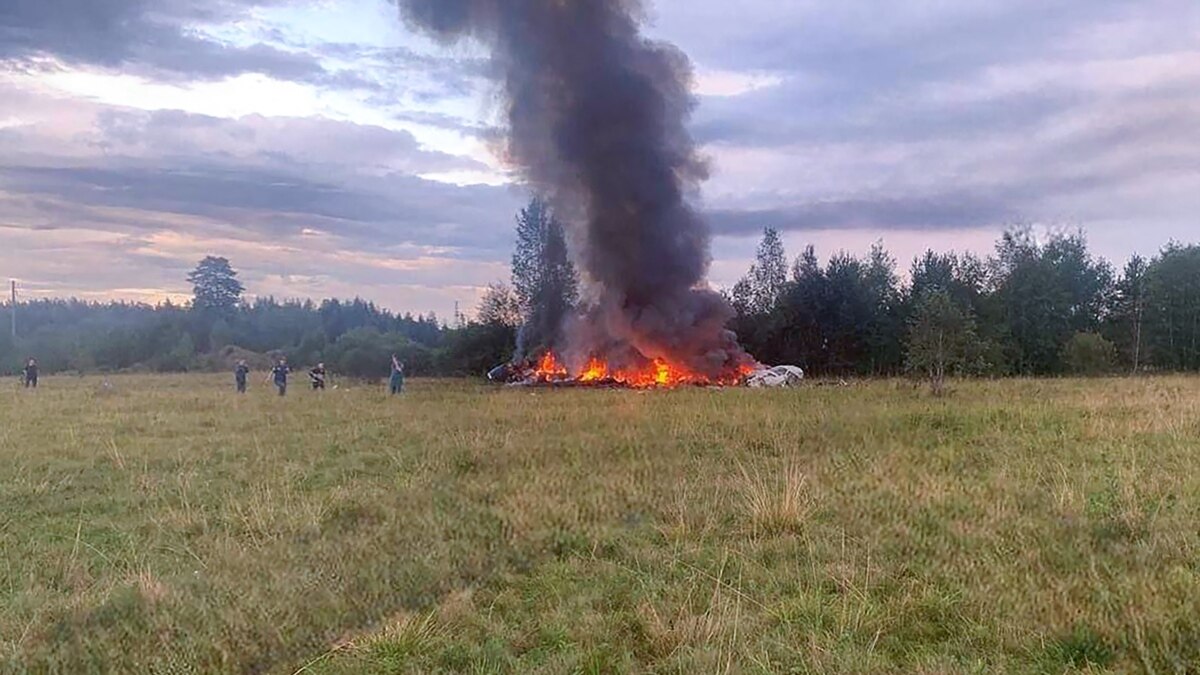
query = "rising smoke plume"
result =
(394, 0, 755, 377)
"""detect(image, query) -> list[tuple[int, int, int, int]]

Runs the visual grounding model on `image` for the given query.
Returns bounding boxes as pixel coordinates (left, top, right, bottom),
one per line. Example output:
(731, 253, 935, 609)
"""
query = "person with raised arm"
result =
(389, 355, 405, 395)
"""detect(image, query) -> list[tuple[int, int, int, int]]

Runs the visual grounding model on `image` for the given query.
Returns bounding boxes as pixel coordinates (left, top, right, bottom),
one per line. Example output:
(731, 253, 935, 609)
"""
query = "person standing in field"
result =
(309, 362, 327, 391)
(389, 355, 405, 395)
(22, 358, 38, 388)
(270, 357, 290, 396)
(234, 359, 250, 394)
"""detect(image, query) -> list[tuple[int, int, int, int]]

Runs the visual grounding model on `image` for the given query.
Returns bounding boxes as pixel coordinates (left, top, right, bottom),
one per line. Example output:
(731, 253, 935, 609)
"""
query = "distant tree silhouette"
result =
(188, 257, 244, 314)
(732, 227, 788, 316)
(477, 282, 522, 327)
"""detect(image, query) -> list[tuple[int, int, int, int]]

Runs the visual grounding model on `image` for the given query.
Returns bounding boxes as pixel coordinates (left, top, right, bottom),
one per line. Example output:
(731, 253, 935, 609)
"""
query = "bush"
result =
(1062, 332, 1116, 375)
(324, 328, 433, 380)
(905, 290, 982, 395)
(435, 323, 516, 377)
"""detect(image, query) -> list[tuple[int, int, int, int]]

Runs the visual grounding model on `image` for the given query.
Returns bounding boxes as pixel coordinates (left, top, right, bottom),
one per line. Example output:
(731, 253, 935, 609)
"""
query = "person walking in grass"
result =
(234, 359, 250, 394)
(269, 357, 290, 397)
(389, 355, 405, 395)
(309, 362, 327, 391)
(22, 358, 38, 388)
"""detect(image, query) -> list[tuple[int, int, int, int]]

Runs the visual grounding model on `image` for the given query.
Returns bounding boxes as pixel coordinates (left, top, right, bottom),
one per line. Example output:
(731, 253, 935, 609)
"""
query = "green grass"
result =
(2, 374, 1199, 673)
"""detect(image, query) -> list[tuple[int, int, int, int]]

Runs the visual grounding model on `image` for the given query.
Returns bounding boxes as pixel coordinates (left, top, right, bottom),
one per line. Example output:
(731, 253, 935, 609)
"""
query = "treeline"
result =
(0, 296, 514, 378)
(4, 204, 1199, 380)
(730, 226, 1200, 376)
(0, 201, 574, 379)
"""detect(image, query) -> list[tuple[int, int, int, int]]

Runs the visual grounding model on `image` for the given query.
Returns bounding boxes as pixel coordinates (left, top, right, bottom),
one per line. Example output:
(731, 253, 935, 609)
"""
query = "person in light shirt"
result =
(22, 358, 38, 388)
(389, 355, 405, 395)
(309, 363, 327, 391)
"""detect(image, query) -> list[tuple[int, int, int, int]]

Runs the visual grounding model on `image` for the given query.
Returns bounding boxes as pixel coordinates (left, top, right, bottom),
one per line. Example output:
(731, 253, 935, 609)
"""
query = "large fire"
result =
(530, 351, 754, 388)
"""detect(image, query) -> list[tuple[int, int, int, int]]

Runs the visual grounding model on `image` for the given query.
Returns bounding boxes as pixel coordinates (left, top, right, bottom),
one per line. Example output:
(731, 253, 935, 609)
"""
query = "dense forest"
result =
(3, 200, 1198, 380)
(730, 226, 1200, 377)
(0, 294, 503, 378)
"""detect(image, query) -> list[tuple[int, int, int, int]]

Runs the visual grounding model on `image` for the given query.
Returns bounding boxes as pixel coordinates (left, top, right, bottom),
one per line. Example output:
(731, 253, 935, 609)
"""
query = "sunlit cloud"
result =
(694, 69, 785, 98)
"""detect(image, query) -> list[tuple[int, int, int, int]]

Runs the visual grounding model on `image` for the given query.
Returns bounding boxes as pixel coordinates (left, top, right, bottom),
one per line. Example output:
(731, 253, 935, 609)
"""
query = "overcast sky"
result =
(1, 0, 1197, 317)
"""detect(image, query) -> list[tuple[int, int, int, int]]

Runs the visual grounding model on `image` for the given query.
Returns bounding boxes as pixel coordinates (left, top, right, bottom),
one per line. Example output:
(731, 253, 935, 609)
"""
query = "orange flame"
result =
(536, 352, 569, 379)
(579, 357, 608, 382)
(530, 352, 754, 388)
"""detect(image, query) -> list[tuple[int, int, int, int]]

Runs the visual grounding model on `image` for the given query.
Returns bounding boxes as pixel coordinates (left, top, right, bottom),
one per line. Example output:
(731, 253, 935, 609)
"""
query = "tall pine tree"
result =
(187, 257, 244, 314)
(511, 198, 578, 356)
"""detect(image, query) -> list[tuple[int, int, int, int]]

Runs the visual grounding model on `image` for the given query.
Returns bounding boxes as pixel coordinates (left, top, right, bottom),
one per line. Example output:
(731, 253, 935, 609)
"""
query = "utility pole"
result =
(9, 279, 14, 340)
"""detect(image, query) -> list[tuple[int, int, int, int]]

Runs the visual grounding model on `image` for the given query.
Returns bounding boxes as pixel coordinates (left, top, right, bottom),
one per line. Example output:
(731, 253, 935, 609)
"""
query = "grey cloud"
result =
(708, 193, 1018, 236)
(0, 163, 520, 253)
(659, 0, 1138, 82)
(693, 82, 1076, 147)
(387, 109, 496, 137)
(665, 0, 1200, 241)
(0, 98, 524, 257)
(705, 113, 1200, 237)
(89, 109, 486, 176)
(265, 39, 488, 100)
(683, 0, 1196, 148)
(0, 0, 364, 86)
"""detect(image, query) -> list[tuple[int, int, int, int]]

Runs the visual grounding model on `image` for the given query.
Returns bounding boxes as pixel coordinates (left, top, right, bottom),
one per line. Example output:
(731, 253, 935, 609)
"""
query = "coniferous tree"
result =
(742, 227, 788, 315)
(862, 242, 903, 373)
(1145, 244, 1200, 371)
(187, 257, 244, 314)
(511, 197, 578, 355)
(732, 227, 790, 357)
(1108, 255, 1150, 372)
(765, 245, 827, 371)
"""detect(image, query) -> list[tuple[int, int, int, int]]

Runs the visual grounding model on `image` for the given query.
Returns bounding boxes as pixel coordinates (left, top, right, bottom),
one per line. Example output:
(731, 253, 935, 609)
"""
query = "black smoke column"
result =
(395, 0, 755, 377)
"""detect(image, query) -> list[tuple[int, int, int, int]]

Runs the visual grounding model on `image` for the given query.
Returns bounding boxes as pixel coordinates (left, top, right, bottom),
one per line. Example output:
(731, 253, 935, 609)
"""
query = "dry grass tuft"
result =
(357, 611, 441, 655)
(133, 570, 169, 605)
(739, 462, 814, 537)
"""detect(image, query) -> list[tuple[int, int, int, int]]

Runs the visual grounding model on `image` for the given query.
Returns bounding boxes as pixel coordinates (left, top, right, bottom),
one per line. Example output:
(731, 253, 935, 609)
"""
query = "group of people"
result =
(234, 355, 406, 396)
(15, 355, 406, 396)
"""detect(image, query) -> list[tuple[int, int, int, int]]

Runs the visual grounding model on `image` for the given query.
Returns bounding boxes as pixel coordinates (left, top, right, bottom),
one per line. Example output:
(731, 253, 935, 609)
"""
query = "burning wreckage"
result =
(396, 0, 802, 388)
(489, 355, 804, 389)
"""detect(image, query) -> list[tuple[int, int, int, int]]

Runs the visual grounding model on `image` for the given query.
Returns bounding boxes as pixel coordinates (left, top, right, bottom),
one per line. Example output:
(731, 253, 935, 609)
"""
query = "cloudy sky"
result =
(1, 0, 1197, 317)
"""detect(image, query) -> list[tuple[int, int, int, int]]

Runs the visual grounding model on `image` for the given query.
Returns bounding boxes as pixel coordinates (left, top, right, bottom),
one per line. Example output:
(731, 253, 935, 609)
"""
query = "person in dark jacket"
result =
(234, 360, 250, 393)
(270, 358, 290, 396)
(22, 358, 38, 388)
(309, 363, 327, 390)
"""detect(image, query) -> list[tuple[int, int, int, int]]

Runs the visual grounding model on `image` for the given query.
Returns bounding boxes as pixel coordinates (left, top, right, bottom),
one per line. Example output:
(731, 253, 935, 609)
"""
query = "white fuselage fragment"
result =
(745, 365, 806, 388)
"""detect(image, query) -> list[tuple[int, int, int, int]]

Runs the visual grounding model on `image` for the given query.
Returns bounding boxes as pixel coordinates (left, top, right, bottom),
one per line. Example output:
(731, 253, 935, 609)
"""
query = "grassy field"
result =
(1, 374, 1199, 674)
